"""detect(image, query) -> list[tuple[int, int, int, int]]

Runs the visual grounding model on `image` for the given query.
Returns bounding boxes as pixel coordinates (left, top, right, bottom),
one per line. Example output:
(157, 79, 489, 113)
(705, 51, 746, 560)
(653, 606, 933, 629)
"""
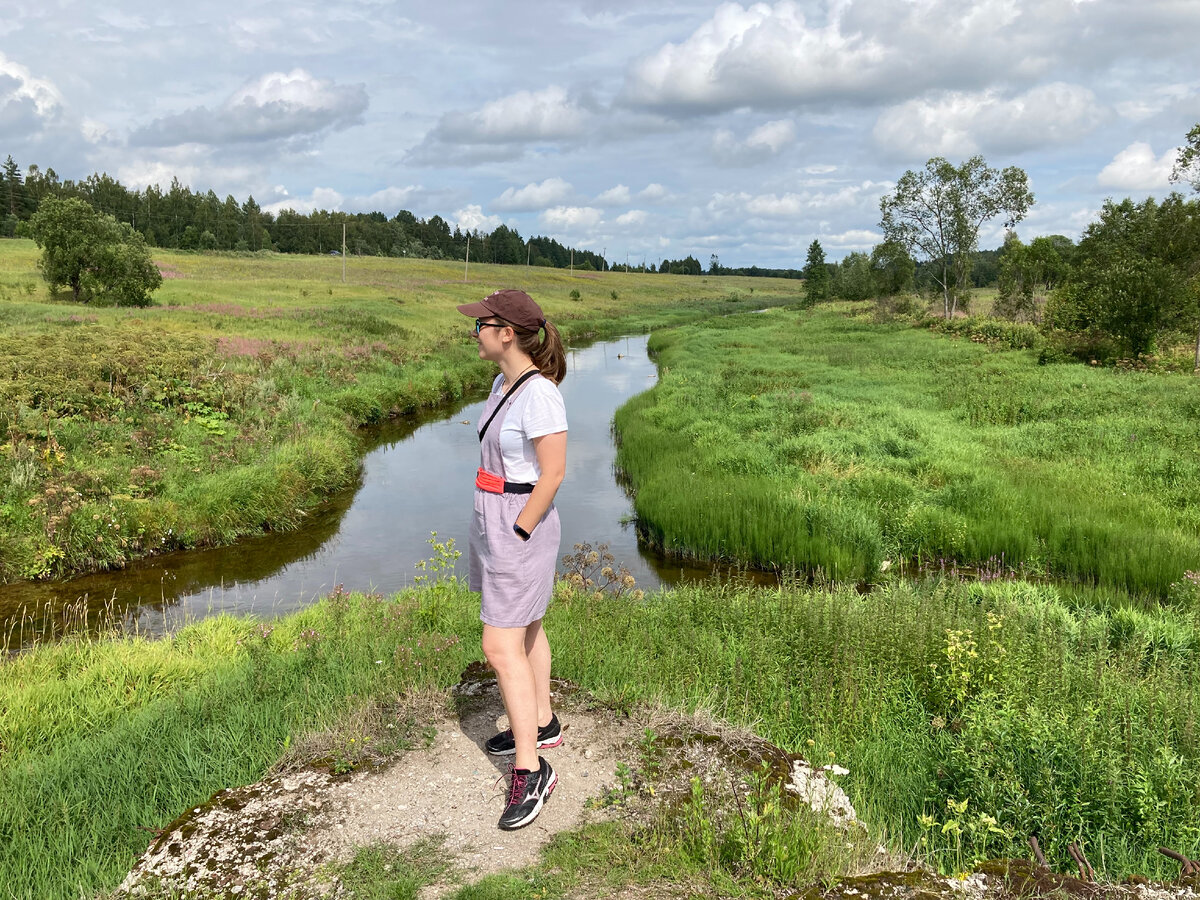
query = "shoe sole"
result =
(487, 733, 563, 756)
(499, 769, 558, 831)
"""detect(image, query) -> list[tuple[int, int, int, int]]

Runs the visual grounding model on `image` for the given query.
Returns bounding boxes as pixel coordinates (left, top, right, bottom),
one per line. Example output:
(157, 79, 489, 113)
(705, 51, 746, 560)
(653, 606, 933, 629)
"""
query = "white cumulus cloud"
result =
(1096, 142, 1178, 191)
(541, 205, 603, 230)
(712, 118, 796, 164)
(454, 204, 503, 233)
(131, 69, 368, 146)
(493, 177, 574, 211)
(261, 186, 345, 216)
(873, 83, 1103, 159)
(596, 184, 632, 206)
(0, 53, 63, 118)
(428, 86, 588, 145)
(615, 210, 647, 226)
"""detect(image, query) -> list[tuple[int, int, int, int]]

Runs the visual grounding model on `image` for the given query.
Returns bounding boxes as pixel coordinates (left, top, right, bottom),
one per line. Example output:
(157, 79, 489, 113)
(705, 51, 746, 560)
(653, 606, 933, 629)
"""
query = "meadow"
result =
(2, 568, 1197, 898)
(4, 249, 1199, 898)
(0, 240, 801, 583)
(613, 302, 1200, 600)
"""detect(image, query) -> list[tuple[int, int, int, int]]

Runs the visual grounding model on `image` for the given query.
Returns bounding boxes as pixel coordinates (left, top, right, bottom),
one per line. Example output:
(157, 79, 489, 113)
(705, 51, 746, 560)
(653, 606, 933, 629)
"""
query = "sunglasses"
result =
(474, 318, 506, 334)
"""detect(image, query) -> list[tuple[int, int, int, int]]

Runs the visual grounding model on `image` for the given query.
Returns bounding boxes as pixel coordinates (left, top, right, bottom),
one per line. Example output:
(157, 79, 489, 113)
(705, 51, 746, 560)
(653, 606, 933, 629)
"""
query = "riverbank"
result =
(0, 240, 803, 584)
(614, 301, 1200, 600)
(4, 568, 1198, 898)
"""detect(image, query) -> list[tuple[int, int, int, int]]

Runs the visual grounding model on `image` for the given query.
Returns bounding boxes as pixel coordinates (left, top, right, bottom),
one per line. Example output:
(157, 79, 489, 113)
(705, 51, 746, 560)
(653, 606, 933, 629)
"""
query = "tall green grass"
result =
(3, 573, 1197, 897)
(613, 304, 1200, 597)
(0, 239, 803, 582)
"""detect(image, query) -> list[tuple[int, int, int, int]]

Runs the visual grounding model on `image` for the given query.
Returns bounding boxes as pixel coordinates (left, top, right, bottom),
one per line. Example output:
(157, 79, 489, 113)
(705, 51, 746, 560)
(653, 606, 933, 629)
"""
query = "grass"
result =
(4, 562, 1199, 898)
(612, 301, 1200, 598)
(0, 239, 802, 583)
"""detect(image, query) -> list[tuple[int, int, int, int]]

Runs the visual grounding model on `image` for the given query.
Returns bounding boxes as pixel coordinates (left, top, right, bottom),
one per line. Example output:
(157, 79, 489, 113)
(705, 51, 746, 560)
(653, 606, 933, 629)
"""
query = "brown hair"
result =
(500, 318, 567, 384)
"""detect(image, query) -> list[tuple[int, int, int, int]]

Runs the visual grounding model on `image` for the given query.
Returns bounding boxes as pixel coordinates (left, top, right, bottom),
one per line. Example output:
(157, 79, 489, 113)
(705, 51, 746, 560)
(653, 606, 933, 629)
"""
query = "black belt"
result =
(503, 481, 535, 494)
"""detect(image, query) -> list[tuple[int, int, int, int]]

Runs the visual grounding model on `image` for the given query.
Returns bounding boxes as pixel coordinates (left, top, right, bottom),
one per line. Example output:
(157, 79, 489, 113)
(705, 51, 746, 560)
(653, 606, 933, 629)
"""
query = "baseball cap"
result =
(457, 289, 546, 331)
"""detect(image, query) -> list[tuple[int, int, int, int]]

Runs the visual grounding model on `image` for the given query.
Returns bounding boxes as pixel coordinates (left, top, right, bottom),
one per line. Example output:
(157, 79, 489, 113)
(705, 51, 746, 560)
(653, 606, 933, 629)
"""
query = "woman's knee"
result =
(482, 629, 524, 671)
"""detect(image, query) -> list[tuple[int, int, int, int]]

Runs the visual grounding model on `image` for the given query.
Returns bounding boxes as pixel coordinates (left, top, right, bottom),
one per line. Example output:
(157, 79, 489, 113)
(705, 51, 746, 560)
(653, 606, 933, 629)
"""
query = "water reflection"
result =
(1, 335, 750, 648)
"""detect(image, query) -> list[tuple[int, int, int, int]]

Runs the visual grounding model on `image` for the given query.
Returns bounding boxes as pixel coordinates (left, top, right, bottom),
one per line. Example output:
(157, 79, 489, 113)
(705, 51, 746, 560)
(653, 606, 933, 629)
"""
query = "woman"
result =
(456, 288, 568, 831)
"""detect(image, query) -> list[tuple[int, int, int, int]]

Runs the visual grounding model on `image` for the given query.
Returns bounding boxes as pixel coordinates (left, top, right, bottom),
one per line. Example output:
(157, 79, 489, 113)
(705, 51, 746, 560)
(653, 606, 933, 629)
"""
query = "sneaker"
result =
(498, 757, 557, 831)
(485, 713, 563, 756)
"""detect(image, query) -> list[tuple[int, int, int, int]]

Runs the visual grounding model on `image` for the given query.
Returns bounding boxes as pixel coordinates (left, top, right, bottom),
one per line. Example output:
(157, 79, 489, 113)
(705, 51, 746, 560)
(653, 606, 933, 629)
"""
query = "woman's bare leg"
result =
(524, 619, 553, 727)
(482, 623, 538, 772)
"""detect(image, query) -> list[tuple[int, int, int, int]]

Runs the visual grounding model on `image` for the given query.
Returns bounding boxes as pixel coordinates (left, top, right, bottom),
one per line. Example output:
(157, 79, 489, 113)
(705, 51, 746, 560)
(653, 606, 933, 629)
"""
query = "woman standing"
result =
(457, 288, 568, 830)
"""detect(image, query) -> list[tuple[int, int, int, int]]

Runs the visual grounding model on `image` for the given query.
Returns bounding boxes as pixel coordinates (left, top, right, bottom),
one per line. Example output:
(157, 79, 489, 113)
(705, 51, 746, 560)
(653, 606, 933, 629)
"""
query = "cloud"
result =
(349, 185, 424, 214)
(406, 85, 594, 166)
(822, 228, 882, 249)
(712, 181, 889, 219)
(131, 69, 368, 146)
(619, 1, 939, 114)
(0, 53, 63, 119)
(595, 184, 631, 205)
(493, 177, 574, 211)
(1096, 142, 1178, 191)
(873, 83, 1103, 159)
(712, 118, 796, 164)
(638, 183, 668, 202)
(540, 206, 603, 230)
(614, 210, 647, 226)
(423, 86, 588, 144)
(454, 204, 503, 233)
(261, 186, 345, 216)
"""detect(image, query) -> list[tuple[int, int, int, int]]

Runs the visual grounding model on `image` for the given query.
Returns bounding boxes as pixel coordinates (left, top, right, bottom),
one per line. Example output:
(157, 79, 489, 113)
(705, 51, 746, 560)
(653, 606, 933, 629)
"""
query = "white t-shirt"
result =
(491, 373, 567, 483)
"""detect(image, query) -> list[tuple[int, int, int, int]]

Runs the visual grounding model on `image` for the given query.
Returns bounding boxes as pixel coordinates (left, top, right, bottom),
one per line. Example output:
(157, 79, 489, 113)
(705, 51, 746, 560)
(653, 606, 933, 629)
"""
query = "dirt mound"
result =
(114, 666, 1200, 899)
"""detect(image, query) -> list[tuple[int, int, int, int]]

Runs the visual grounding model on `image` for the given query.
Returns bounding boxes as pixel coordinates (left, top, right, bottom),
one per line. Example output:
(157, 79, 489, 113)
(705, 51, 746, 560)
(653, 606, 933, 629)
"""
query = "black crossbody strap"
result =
(478, 370, 539, 442)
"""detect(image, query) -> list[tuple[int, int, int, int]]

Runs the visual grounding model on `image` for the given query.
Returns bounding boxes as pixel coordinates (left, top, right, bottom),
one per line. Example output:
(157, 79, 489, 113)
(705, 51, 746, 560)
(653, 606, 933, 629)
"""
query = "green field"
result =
(614, 302, 1200, 599)
(0, 240, 802, 583)
(3, 571, 1197, 898)
(5, 245, 1200, 898)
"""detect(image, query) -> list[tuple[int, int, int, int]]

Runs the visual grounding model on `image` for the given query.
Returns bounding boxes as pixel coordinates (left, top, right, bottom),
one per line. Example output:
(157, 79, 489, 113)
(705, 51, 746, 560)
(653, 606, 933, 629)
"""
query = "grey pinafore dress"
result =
(469, 375, 561, 628)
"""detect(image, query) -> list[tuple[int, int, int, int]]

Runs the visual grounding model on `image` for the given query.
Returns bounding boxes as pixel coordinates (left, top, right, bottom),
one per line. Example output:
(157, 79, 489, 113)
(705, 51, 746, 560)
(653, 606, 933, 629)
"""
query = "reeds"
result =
(614, 306, 1200, 598)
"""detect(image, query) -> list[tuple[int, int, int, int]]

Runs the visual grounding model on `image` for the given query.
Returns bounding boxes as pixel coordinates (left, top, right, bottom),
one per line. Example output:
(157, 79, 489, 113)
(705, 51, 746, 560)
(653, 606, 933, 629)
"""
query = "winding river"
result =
(1, 335, 737, 648)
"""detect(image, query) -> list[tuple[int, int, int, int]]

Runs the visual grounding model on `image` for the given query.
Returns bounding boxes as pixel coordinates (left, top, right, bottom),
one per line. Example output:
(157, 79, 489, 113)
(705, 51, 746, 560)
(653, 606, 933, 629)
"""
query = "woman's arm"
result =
(515, 430, 566, 537)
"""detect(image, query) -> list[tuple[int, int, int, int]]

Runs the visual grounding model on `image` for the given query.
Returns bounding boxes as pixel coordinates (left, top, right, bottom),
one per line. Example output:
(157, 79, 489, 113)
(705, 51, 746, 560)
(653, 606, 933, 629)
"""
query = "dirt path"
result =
(114, 667, 1200, 900)
(117, 670, 653, 898)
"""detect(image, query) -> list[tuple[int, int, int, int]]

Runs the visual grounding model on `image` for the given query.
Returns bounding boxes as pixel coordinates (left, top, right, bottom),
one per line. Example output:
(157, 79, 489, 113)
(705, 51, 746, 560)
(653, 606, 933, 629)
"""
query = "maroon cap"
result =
(457, 289, 546, 331)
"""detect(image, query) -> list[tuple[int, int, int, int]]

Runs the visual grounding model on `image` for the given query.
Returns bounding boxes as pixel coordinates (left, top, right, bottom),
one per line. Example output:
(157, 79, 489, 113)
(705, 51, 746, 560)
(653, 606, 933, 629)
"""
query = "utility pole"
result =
(464, 234, 471, 282)
(341, 222, 346, 282)
(570, 248, 573, 274)
(526, 240, 531, 271)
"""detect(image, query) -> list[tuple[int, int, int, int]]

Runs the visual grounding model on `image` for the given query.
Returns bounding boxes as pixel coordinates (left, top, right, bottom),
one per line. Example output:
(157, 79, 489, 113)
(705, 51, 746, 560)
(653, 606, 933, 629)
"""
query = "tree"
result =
(880, 155, 1033, 320)
(802, 240, 829, 305)
(994, 232, 1038, 322)
(831, 251, 875, 301)
(29, 196, 162, 306)
(1045, 196, 1198, 357)
(1172, 123, 1200, 193)
(869, 239, 915, 297)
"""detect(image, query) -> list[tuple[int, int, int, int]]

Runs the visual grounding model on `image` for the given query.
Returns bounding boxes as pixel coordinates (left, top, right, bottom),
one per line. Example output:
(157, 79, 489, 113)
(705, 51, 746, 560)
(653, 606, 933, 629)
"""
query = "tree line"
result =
(0, 156, 609, 271)
(801, 131, 1200, 366)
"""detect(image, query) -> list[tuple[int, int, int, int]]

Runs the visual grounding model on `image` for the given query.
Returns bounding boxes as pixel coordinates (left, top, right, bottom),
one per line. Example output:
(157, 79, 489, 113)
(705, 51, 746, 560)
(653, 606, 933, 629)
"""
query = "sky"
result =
(1, 0, 1198, 268)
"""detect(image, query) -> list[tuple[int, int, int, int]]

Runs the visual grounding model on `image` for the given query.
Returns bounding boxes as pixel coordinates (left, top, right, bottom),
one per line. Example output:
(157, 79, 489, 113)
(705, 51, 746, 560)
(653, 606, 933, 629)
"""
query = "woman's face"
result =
(474, 317, 508, 361)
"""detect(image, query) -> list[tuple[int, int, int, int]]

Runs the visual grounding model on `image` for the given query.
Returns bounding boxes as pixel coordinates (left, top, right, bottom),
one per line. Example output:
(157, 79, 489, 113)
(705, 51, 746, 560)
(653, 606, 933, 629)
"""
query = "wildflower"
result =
(622, 574, 636, 588)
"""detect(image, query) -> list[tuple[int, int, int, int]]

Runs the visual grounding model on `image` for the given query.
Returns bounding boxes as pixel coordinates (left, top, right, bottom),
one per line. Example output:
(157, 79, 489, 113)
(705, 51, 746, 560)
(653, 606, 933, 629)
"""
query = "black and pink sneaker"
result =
(485, 713, 563, 756)
(498, 757, 557, 830)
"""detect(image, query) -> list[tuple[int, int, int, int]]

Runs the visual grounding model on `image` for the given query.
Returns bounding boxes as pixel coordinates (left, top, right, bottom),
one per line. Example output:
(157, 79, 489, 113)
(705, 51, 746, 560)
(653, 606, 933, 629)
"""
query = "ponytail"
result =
(532, 320, 567, 384)
(508, 318, 567, 384)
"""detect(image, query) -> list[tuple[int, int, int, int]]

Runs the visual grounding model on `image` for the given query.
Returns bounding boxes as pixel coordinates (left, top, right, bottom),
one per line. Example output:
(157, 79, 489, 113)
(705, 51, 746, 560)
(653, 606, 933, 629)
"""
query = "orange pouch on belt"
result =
(475, 467, 505, 493)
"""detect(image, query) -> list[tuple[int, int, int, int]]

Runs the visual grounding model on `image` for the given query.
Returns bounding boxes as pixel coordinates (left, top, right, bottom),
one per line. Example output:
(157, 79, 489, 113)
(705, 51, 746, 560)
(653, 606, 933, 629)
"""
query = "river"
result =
(1, 335, 736, 648)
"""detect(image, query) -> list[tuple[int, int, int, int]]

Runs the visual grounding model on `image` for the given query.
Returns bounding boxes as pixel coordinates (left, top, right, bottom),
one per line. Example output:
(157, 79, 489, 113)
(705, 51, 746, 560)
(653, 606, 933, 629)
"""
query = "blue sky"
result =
(2, 0, 1198, 267)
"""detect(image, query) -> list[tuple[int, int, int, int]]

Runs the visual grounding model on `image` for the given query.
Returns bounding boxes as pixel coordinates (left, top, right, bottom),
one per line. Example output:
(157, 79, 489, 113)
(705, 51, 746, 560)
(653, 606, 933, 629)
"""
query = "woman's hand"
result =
(515, 430, 566, 536)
